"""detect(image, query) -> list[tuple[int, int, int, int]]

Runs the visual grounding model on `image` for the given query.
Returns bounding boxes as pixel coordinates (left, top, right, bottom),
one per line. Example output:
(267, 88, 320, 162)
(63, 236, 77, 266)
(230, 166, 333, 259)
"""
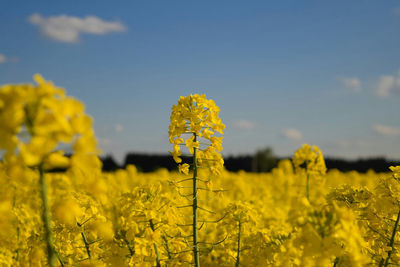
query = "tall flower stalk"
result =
(292, 144, 326, 202)
(39, 164, 56, 267)
(192, 133, 200, 266)
(0, 74, 99, 266)
(169, 94, 225, 267)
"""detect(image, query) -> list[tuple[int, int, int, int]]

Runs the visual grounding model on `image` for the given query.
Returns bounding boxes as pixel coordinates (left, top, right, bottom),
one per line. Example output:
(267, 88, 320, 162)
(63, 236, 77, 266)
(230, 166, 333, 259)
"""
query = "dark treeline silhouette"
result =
(101, 153, 399, 173)
(324, 157, 399, 173)
(123, 154, 177, 172)
(101, 154, 194, 172)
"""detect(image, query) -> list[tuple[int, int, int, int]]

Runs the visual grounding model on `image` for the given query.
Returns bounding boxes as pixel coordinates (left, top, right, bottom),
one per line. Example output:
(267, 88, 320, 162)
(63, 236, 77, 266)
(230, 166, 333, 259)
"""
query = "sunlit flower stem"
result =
(162, 235, 172, 260)
(80, 231, 91, 259)
(169, 94, 225, 266)
(149, 219, 161, 267)
(39, 165, 56, 267)
(192, 133, 200, 267)
(306, 173, 310, 201)
(383, 208, 400, 267)
(235, 219, 242, 267)
(333, 257, 340, 267)
(153, 243, 161, 267)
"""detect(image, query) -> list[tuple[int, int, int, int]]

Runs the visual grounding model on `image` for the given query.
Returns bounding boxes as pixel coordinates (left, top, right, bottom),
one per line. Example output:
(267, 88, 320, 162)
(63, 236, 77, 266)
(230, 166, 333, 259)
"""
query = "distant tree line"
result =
(101, 147, 399, 173)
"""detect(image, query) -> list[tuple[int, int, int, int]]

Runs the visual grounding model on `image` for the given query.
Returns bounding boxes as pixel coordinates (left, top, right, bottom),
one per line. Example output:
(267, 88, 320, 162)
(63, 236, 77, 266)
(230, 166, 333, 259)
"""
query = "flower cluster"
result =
(168, 94, 225, 176)
(292, 144, 326, 176)
(390, 165, 400, 179)
(0, 74, 98, 171)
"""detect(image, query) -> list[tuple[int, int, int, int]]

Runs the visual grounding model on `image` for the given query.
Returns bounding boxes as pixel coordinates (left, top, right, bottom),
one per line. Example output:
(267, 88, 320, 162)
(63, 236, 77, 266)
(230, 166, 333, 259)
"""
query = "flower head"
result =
(292, 144, 326, 176)
(0, 74, 100, 171)
(169, 94, 225, 176)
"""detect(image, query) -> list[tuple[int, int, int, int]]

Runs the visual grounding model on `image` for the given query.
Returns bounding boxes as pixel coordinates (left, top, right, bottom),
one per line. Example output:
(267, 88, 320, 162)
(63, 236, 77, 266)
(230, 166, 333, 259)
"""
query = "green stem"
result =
(333, 257, 339, 267)
(384, 208, 400, 267)
(162, 235, 172, 260)
(15, 227, 20, 262)
(235, 220, 241, 267)
(55, 250, 65, 267)
(149, 219, 161, 267)
(123, 237, 134, 256)
(39, 165, 56, 267)
(192, 133, 200, 267)
(306, 173, 310, 201)
(80, 231, 91, 259)
(153, 243, 161, 267)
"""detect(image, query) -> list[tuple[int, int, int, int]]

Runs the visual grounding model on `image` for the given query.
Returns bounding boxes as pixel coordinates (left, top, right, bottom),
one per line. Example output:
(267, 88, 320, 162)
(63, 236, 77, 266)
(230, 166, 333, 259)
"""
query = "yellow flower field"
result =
(0, 76, 398, 266)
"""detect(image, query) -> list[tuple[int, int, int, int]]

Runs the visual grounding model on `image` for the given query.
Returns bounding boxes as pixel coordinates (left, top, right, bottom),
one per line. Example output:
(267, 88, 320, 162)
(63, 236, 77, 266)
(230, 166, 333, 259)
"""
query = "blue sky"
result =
(1, 1, 400, 162)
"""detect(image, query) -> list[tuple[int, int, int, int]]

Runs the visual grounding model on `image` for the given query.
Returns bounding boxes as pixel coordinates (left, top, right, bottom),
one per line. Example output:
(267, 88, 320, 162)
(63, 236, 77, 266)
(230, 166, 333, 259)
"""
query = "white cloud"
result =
(372, 124, 400, 136)
(341, 77, 361, 92)
(376, 75, 395, 97)
(115, 123, 124, 133)
(0, 54, 6, 63)
(281, 128, 302, 140)
(375, 70, 400, 98)
(232, 120, 255, 130)
(397, 70, 400, 87)
(28, 13, 126, 43)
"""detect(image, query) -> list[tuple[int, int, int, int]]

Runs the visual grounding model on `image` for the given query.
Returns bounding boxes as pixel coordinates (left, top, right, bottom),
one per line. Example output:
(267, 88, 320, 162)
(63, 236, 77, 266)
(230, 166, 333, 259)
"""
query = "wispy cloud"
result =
(372, 124, 400, 136)
(28, 13, 127, 43)
(231, 120, 255, 130)
(281, 128, 302, 140)
(375, 71, 400, 97)
(376, 75, 395, 97)
(0, 54, 7, 64)
(340, 77, 361, 92)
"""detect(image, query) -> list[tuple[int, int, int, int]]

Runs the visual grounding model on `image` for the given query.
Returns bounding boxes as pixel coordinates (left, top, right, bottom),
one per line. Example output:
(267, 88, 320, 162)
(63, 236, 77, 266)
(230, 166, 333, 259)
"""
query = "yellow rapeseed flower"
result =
(168, 94, 225, 176)
(390, 166, 400, 179)
(178, 163, 190, 175)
